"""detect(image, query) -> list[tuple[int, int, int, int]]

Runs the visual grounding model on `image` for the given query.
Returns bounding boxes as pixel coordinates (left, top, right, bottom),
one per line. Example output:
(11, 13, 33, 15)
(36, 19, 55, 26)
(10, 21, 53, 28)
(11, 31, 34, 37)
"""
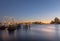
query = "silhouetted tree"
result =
(50, 21, 55, 24)
(50, 17, 60, 24)
(54, 17, 60, 24)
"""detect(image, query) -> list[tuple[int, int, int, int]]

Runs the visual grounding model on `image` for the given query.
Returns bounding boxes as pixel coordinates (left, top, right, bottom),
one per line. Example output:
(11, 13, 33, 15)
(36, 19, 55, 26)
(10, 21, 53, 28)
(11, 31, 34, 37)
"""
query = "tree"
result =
(54, 17, 60, 24)
(50, 21, 55, 24)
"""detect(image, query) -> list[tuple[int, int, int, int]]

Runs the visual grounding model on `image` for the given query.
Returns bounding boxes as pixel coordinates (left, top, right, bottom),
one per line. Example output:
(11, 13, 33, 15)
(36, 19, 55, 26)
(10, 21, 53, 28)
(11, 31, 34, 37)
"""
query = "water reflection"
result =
(0, 24, 60, 41)
(0, 30, 16, 41)
(17, 24, 21, 29)
(55, 24, 60, 41)
(0, 30, 8, 41)
(8, 30, 16, 41)
(0, 30, 2, 41)
(23, 24, 31, 32)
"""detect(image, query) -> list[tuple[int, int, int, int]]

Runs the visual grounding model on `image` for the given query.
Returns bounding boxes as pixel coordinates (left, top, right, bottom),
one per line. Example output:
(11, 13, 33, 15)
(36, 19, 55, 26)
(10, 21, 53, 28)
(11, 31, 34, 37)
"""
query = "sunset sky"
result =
(0, 0, 60, 23)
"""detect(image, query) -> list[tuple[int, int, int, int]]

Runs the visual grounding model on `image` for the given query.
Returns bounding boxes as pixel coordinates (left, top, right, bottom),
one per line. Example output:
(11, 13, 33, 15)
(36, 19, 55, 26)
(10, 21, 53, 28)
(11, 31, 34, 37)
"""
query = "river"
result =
(0, 24, 60, 41)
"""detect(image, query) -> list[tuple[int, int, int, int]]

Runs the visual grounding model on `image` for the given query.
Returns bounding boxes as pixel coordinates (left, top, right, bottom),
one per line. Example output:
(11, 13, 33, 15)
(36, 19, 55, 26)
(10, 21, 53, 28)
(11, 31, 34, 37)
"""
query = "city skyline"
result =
(0, 0, 60, 23)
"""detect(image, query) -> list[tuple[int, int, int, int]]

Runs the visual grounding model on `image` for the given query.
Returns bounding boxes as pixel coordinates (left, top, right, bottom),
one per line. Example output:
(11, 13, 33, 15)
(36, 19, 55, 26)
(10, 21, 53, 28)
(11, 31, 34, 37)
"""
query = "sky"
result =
(0, 0, 60, 23)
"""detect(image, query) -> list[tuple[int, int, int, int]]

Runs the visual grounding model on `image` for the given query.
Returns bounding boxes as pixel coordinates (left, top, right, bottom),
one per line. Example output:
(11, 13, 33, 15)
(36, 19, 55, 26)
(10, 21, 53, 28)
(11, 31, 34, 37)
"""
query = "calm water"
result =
(0, 24, 60, 41)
